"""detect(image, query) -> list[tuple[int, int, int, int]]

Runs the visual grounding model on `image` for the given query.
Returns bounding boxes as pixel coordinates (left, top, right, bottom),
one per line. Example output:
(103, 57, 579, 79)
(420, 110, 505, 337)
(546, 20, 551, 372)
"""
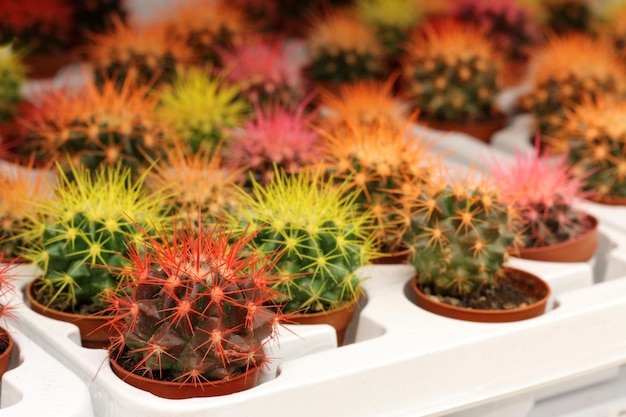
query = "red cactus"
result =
(104, 218, 284, 386)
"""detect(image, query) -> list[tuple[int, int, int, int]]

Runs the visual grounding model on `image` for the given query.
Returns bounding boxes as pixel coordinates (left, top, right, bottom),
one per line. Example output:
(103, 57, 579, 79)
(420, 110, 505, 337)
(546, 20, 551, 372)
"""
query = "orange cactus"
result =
(19, 72, 172, 176)
(86, 15, 195, 87)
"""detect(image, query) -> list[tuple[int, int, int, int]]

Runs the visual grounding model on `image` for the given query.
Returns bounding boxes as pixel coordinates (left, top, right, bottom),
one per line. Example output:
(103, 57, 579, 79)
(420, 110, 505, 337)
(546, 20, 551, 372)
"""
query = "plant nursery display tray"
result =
(3, 251, 626, 417)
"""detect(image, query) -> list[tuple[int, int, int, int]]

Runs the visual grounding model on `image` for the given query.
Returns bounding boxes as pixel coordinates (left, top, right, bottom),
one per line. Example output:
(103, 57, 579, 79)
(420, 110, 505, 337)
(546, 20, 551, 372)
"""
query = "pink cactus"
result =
(225, 99, 319, 185)
(488, 141, 591, 247)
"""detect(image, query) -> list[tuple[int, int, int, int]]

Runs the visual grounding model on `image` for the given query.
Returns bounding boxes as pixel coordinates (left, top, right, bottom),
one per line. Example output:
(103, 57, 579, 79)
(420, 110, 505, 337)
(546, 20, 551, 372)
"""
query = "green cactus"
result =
(104, 219, 283, 388)
(230, 168, 378, 314)
(402, 20, 503, 123)
(0, 44, 26, 122)
(305, 9, 386, 86)
(23, 163, 169, 313)
(403, 177, 521, 297)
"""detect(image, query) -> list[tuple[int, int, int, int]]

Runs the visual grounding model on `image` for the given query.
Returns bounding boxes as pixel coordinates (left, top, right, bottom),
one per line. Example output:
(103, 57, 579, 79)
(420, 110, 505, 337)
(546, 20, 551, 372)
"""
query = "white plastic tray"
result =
(4, 255, 626, 417)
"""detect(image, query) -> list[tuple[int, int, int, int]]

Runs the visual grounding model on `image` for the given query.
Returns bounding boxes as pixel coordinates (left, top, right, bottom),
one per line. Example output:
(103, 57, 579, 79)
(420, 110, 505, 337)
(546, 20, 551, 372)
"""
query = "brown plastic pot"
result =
(110, 355, 262, 399)
(372, 245, 412, 265)
(22, 51, 80, 80)
(586, 194, 626, 206)
(288, 299, 358, 346)
(0, 327, 14, 380)
(420, 114, 507, 143)
(411, 267, 550, 322)
(502, 59, 530, 87)
(25, 281, 113, 349)
(511, 213, 599, 263)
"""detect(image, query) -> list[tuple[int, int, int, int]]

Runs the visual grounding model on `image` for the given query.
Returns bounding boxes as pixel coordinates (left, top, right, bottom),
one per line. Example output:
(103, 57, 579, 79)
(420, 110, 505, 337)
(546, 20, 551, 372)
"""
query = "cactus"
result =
(224, 100, 320, 187)
(519, 33, 626, 139)
(317, 76, 409, 134)
(561, 97, 626, 200)
(23, 163, 169, 313)
(305, 9, 386, 86)
(230, 168, 377, 314)
(163, 0, 250, 66)
(147, 145, 243, 227)
(402, 20, 503, 123)
(0, 44, 26, 122)
(488, 145, 590, 248)
(402, 174, 522, 297)
(0, 159, 54, 259)
(451, 0, 540, 62)
(318, 119, 438, 254)
(156, 68, 248, 154)
(86, 16, 195, 88)
(356, 0, 423, 60)
(218, 36, 305, 107)
(0, 0, 73, 54)
(18, 72, 171, 177)
(599, 4, 626, 57)
(104, 219, 283, 387)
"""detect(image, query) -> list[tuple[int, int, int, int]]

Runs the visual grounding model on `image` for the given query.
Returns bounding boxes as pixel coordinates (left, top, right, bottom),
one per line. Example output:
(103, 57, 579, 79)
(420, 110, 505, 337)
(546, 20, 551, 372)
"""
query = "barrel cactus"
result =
(561, 97, 626, 201)
(305, 9, 386, 87)
(23, 163, 169, 313)
(318, 120, 438, 254)
(489, 145, 590, 248)
(86, 16, 195, 88)
(105, 219, 283, 389)
(230, 168, 377, 315)
(403, 175, 522, 297)
(224, 100, 320, 187)
(519, 33, 626, 140)
(19, 73, 171, 177)
(156, 68, 248, 154)
(402, 20, 504, 123)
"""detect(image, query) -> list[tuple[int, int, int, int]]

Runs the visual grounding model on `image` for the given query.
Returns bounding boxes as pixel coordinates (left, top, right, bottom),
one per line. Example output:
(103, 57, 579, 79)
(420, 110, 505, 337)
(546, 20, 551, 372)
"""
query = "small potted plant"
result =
(162, 0, 250, 66)
(488, 143, 598, 262)
(228, 167, 378, 345)
(0, 256, 18, 379)
(450, 0, 541, 86)
(402, 19, 506, 143)
(217, 35, 306, 107)
(18, 72, 171, 178)
(22, 163, 169, 348)
(518, 33, 626, 146)
(318, 119, 439, 262)
(104, 218, 284, 399)
(0, 43, 26, 123)
(224, 99, 320, 187)
(156, 68, 248, 154)
(304, 9, 386, 92)
(402, 172, 551, 322)
(560, 96, 626, 206)
(147, 145, 243, 228)
(85, 16, 195, 88)
(317, 75, 410, 135)
(0, 0, 76, 79)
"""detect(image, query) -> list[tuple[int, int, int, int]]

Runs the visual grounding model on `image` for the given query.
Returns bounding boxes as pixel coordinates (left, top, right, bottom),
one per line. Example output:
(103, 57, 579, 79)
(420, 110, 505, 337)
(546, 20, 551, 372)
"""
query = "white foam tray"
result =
(0, 261, 93, 416)
(4, 254, 626, 417)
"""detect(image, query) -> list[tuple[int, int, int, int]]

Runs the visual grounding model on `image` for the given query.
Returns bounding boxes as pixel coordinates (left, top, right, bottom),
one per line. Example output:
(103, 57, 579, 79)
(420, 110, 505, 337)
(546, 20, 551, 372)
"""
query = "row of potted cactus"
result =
(0, 0, 621, 403)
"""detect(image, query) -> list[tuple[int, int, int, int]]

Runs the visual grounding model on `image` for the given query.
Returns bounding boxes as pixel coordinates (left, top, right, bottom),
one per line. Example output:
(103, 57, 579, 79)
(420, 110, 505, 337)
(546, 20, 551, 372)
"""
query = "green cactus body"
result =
(105, 222, 282, 383)
(231, 169, 377, 314)
(0, 45, 25, 122)
(404, 181, 520, 297)
(403, 21, 503, 123)
(306, 11, 385, 85)
(24, 164, 168, 313)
